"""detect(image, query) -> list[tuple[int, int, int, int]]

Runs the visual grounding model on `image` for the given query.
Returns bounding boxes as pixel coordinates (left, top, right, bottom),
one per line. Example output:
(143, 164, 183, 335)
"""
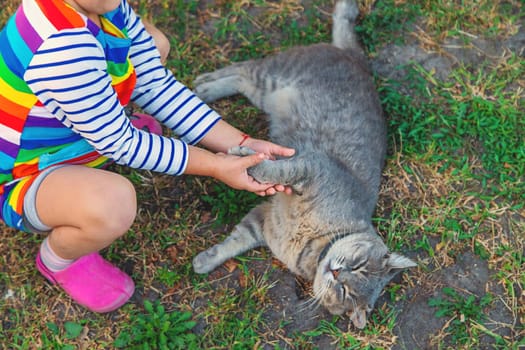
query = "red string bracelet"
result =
(239, 133, 250, 146)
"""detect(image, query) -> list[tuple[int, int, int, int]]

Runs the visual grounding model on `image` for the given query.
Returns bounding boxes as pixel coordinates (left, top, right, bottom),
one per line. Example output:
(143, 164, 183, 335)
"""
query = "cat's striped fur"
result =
(192, 0, 416, 329)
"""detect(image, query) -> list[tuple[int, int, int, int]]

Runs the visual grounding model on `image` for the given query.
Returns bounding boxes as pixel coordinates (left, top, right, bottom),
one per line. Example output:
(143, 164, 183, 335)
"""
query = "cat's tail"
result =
(332, 0, 360, 50)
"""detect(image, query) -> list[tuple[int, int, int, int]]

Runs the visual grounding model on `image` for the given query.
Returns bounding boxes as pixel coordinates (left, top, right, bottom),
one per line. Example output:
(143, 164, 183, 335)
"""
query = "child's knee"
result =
(105, 177, 137, 235)
(155, 32, 170, 64)
(142, 19, 170, 64)
(86, 175, 137, 237)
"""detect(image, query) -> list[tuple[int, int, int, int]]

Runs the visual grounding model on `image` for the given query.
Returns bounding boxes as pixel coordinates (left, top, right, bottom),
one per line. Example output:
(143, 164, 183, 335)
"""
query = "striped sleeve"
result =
(121, 1, 221, 145)
(24, 29, 189, 175)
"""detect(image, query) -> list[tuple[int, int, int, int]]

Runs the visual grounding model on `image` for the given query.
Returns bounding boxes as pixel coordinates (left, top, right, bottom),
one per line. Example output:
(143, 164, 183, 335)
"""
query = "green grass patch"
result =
(356, 0, 422, 53)
(198, 270, 273, 348)
(114, 300, 198, 349)
(202, 182, 262, 225)
(0, 0, 523, 348)
(380, 61, 524, 200)
(429, 288, 495, 346)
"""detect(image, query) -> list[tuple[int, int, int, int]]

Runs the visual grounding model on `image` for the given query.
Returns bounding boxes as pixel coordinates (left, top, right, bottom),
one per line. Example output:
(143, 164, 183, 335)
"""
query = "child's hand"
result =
(239, 138, 295, 195)
(242, 137, 295, 160)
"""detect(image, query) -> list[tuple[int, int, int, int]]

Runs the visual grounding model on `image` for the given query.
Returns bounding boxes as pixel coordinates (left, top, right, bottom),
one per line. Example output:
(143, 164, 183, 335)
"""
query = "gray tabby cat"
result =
(192, 0, 416, 329)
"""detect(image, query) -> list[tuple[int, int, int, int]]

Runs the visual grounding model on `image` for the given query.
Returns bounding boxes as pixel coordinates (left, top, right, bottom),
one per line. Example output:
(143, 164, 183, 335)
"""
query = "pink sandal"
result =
(36, 252, 135, 313)
(128, 112, 163, 135)
(100, 111, 163, 169)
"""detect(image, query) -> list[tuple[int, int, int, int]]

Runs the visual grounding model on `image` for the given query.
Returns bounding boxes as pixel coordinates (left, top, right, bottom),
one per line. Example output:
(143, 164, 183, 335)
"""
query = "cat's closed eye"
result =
(351, 260, 367, 272)
(191, 0, 417, 330)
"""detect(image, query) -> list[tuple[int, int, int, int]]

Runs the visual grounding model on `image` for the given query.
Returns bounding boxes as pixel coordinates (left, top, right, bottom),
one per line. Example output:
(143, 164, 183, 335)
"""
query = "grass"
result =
(201, 182, 262, 225)
(1, 0, 524, 349)
(113, 300, 198, 349)
(428, 287, 494, 346)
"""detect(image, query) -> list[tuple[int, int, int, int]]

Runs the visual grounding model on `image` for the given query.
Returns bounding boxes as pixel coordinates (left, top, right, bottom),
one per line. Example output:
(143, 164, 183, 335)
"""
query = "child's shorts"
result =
(1, 156, 109, 234)
(0, 112, 161, 234)
(1, 165, 67, 234)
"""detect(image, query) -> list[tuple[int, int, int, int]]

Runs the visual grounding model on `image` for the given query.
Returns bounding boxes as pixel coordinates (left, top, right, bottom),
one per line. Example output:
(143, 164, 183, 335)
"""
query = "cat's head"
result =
(313, 232, 416, 329)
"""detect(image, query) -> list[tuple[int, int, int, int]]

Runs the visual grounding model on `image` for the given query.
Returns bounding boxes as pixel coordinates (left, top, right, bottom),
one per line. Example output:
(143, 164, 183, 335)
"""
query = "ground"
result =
(0, 0, 523, 349)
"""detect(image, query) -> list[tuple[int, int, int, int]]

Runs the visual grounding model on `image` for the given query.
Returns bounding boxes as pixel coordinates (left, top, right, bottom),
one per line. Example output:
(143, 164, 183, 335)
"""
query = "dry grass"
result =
(1, 0, 523, 349)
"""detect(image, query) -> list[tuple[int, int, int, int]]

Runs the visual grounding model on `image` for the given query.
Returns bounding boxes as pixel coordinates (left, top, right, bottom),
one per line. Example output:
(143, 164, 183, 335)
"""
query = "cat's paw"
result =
(192, 245, 224, 274)
(228, 146, 274, 183)
(193, 72, 214, 86)
(247, 159, 275, 183)
(194, 72, 239, 103)
(228, 146, 257, 156)
(229, 146, 279, 185)
(250, 160, 305, 195)
(334, 0, 359, 22)
(192, 251, 214, 274)
(193, 80, 218, 103)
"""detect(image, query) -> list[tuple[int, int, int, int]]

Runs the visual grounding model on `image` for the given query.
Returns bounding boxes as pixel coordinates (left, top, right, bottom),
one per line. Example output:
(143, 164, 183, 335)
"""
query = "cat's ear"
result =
(385, 252, 417, 272)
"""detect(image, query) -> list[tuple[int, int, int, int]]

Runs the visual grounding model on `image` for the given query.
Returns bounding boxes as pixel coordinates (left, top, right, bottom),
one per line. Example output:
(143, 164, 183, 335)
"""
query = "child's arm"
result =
(24, 31, 190, 175)
(122, 1, 222, 147)
(121, 2, 294, 161)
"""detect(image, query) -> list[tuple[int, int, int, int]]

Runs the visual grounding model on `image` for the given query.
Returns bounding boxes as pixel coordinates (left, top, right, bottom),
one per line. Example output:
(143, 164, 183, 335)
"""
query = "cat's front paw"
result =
(192, 252, 213, 274)
(229, 146, 274, 183)
(247, 159, 275, 184)
(249, 159, 305, 195)
(228, 146, 256, 156)
(192, 246, 222, 274)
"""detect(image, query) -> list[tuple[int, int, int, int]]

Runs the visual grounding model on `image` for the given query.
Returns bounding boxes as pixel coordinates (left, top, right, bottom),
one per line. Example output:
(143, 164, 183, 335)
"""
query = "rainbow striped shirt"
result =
(0, 0, 221, 188)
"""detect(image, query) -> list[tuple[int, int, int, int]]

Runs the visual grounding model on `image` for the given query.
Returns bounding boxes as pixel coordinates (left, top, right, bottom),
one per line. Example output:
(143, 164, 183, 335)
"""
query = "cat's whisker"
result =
(309, 299, 323, 315)
(297, 282, 328, 315)
(308, 283, 328, 307)
(313, 283, 332, 305)
(190, 0, 416, 326)
(298, 296, 321, 314)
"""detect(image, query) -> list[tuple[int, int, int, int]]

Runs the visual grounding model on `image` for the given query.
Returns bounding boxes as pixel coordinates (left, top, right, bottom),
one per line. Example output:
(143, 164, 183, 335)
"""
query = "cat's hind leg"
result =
(192, 204, 267, 274)
(193, 62, 254, 103)
(332, 0, 360, 50)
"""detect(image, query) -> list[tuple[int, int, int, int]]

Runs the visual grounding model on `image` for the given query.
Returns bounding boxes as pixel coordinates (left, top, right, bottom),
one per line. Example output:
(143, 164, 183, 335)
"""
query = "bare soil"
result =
(178, 6, 525, 349)
(0, 1, 523, 349)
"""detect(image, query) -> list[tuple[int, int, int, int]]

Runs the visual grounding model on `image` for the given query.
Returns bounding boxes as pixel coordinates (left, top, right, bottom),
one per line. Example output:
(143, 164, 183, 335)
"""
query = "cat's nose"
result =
(331, 268, 341, 279)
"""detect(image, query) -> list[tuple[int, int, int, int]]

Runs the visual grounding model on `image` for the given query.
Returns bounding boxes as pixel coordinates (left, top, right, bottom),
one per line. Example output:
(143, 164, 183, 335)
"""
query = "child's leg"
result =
(35, 166, 137, 260)
(30, 165, 137, 312)
(142, 19, 170, 64)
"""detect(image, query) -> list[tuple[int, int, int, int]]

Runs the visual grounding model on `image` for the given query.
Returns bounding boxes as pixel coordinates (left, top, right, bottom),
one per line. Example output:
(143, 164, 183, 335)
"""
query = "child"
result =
(0, 0, 295, 313)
